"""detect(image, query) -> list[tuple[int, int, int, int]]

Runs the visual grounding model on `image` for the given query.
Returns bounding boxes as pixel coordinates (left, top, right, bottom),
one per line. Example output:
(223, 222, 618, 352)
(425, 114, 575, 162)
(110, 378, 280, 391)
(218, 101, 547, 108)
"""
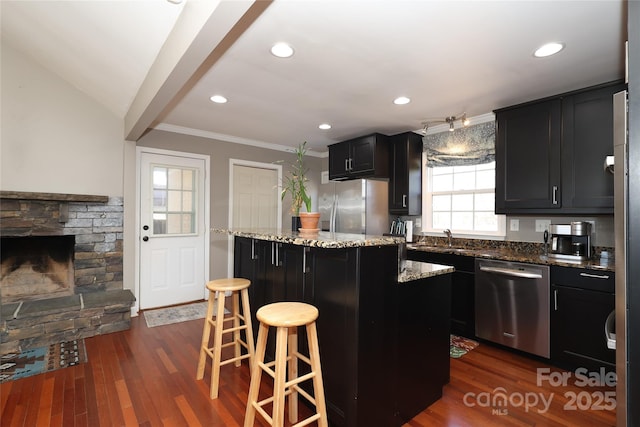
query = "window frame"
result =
(421, 152, 506, 238)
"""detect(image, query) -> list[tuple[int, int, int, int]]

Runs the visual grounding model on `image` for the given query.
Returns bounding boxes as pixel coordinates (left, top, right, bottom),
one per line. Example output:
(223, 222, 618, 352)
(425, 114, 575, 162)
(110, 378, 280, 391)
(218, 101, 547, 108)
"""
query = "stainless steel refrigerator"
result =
(614, 89, 628, 426)
(318, 178, 389, 235)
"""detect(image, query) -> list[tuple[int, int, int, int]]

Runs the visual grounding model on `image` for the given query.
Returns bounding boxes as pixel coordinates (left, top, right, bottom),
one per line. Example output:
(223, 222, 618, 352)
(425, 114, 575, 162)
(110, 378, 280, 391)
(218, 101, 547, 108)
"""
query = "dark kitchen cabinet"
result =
(389, 132, 422, 215)
(550, 266, 615, 373)
(561, 82, 626, 213)
(407, 249, 475, 338)
(328, 133, 389, 180)
(495, 98, 562, 213)
(495, 80, 624, 214)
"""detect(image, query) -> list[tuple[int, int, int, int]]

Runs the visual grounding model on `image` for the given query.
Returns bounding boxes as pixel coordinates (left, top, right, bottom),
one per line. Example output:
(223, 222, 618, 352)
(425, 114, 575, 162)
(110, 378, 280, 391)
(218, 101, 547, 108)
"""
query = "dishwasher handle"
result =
(479, 265, 543, 279)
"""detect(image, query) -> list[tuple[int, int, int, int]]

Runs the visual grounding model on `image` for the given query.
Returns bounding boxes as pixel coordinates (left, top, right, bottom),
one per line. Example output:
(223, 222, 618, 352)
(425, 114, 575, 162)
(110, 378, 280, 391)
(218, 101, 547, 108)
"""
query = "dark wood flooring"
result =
(1, 311, 616, 426)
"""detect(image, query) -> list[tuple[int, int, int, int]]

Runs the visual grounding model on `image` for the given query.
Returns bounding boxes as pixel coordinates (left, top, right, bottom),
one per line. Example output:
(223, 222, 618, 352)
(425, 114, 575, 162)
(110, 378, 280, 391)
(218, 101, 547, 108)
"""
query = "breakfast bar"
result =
(218, 228, 454, 427)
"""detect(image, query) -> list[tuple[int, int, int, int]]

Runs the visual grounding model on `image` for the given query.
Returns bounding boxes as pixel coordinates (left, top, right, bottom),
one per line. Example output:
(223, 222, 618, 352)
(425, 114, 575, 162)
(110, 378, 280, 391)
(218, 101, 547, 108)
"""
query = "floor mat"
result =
(0, 339, 87, 383)
(143, 300, 229, 328)
(450, 334, 479, 359)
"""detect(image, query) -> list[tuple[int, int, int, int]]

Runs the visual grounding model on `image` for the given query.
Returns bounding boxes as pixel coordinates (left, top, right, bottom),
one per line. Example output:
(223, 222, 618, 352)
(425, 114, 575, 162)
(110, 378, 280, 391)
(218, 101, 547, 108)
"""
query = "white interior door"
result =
(232, 164, 279, 228)
(139, 150, 208, 309)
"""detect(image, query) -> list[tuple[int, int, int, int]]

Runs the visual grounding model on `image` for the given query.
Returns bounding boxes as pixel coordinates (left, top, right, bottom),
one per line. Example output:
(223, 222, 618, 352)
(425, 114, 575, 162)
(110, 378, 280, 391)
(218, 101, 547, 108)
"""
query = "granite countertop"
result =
(212, 228, 405, 248)
(398, 260, 455, 283)
(407, 243, 615, 272)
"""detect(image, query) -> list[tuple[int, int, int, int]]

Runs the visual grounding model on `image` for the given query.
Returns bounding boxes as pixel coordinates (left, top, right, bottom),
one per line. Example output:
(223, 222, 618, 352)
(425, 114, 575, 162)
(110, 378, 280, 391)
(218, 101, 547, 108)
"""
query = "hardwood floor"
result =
(1, 313, 616, 427)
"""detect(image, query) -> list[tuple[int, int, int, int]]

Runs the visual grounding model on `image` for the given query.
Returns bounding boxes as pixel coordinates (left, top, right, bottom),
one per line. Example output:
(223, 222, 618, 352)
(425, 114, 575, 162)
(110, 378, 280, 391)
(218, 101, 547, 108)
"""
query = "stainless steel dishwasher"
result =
(475, 259, 550, 358)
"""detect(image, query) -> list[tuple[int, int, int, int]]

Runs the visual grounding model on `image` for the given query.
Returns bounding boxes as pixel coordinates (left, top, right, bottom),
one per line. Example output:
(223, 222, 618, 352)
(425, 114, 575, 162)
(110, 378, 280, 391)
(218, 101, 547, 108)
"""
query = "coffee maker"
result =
(548, 221, 592, 261)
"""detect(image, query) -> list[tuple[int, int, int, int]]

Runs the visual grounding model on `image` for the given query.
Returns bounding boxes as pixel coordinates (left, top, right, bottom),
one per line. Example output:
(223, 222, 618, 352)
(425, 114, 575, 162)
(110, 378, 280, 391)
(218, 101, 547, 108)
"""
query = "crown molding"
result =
(152, 123, 327, 158)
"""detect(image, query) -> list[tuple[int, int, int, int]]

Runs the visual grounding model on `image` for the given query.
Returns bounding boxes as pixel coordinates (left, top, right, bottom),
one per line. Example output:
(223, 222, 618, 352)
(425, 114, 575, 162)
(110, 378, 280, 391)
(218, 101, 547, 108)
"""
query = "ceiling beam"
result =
(124, 0, 272, 141)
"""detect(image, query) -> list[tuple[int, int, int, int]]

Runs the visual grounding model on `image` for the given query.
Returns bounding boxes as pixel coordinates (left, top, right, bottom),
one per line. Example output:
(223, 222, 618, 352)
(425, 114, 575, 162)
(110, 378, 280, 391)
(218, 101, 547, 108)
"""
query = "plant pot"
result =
(299, 212, 320, 231)
(291, 216, 301, 231)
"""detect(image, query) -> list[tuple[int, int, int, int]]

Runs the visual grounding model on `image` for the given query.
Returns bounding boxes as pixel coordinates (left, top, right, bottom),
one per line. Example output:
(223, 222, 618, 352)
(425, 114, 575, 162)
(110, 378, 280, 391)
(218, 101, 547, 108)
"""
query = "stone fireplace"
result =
(0, 191, 135, 353)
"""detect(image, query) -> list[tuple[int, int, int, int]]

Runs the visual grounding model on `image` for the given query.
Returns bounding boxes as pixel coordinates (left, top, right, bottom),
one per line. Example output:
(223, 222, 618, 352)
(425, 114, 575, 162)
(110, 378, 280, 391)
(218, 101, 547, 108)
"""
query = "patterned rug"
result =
(143, 300, 229, 328)
(450, 335, 479, 359)
(0, 339, 87, 383)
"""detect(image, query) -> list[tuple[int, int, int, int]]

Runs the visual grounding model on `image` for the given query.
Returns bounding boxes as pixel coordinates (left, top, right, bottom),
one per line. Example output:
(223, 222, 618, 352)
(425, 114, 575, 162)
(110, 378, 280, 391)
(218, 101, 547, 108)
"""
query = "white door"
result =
(139, 151, 208, 309)
(232, 164, 279, 228)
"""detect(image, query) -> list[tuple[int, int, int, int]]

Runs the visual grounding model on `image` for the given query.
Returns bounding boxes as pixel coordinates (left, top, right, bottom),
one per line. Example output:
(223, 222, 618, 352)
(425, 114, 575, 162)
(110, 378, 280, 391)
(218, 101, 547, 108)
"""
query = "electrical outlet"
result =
(510, 219, 519, 231)
(415, 218, 422, 228)
(535, 219, 551, 232)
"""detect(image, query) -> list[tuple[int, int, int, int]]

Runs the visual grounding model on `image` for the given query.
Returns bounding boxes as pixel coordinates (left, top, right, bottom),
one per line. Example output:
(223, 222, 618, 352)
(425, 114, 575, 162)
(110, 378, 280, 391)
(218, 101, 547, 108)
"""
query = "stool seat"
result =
(256, 302, 318, 327)
(197, 277, 254, 399)
(206, 277, 250, 292)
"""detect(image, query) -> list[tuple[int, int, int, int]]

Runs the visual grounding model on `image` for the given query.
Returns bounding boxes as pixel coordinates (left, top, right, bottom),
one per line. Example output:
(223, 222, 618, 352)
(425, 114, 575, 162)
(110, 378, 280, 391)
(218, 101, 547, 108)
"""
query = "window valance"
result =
(423, 120, 495, 167)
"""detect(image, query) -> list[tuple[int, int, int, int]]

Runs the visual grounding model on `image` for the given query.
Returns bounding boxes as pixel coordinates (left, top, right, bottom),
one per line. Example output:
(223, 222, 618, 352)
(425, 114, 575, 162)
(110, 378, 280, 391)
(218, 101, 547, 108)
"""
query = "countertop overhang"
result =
(213, 228, 405, 248)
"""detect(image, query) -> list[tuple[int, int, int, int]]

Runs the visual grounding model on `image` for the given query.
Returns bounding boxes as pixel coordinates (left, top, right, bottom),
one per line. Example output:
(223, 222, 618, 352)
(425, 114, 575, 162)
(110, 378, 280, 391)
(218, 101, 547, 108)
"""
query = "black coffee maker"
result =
(548, 221, 592, 261)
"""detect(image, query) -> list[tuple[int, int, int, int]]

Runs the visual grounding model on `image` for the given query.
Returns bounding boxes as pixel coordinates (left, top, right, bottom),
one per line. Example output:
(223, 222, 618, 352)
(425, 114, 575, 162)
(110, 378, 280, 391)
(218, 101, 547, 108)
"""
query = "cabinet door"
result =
(349, 135, 375, 175)
(328, 142, 350, 180)
(389, 132, 422, 215)
(495, 99, 562, 212)
(561, 82, 625, 212)
(551, 285, 615, 371)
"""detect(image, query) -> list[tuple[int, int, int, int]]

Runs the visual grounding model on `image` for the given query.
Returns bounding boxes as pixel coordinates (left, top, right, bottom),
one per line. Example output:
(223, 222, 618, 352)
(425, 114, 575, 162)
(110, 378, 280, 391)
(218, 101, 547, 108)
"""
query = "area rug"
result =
(450, 335, 479, 359)
(143, 300, 229, 328)
(0, 339, 87, 383)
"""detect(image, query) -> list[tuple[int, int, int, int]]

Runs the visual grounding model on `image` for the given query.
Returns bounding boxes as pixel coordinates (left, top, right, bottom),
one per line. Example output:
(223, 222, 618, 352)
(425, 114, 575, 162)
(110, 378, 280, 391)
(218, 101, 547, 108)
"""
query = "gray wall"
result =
(137, 129, 324, 281)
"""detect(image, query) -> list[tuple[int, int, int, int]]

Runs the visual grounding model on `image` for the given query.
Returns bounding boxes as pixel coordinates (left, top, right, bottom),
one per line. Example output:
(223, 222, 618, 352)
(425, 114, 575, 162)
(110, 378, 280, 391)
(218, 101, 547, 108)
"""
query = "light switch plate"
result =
(415, 218, 422, 228)
(510, 219, 519, 231)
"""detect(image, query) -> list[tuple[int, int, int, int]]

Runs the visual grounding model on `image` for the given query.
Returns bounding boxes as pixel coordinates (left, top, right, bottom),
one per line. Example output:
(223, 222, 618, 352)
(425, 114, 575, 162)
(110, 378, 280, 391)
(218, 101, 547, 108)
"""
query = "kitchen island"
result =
(219, 228, 453, 427)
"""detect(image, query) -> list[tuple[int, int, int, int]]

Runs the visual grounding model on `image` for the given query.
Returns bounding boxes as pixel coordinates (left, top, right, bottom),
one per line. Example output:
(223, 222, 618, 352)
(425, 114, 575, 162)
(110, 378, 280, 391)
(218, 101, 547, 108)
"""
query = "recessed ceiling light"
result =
(393, 96, 411, 105)
(210, 95, 227, 104)
(534, 42, 565, 58)
(271, 42, 294, 58)
(319, 123, 331, 130)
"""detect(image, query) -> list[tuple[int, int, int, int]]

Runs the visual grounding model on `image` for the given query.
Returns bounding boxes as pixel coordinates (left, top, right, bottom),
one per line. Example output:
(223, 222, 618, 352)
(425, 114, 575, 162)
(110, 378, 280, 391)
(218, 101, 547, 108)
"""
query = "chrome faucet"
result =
(444, 229, 453, 247)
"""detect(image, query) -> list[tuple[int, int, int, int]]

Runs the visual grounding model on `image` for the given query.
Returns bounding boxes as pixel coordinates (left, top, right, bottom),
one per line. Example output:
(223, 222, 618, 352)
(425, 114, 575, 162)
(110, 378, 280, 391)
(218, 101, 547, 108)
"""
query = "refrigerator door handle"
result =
(330, 194, 337, 233)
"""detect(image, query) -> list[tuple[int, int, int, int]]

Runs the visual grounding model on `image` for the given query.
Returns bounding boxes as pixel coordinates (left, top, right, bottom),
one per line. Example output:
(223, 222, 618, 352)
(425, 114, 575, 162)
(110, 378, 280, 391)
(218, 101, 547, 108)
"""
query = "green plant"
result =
(280, 141, 312, 215)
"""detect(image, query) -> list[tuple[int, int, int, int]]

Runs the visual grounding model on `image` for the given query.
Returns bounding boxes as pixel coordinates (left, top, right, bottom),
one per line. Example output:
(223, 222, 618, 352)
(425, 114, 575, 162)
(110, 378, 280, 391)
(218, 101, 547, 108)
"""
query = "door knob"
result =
(142, 236, 149, 242)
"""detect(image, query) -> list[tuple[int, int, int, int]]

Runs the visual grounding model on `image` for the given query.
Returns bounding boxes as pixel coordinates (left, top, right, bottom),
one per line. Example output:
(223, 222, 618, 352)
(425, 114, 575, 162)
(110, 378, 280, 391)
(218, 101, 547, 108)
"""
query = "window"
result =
(152, 165, 197, 235)
(423, 154, 505, 236)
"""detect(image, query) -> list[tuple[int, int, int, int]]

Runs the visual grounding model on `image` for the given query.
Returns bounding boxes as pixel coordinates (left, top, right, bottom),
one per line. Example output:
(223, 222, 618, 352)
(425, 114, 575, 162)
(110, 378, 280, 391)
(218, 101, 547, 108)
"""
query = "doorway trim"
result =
(135, 146, 211, 312)
(227, 158, 282, 277)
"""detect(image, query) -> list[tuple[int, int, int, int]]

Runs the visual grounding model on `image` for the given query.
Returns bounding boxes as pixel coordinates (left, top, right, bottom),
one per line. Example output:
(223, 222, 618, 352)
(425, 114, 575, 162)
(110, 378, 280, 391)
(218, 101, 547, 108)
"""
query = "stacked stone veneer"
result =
(0, 192, 135, 353)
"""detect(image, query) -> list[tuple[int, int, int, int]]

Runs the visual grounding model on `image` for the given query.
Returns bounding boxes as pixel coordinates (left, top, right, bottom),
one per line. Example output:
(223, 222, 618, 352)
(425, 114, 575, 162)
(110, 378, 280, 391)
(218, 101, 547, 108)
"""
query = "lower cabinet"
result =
(234, 237, 451, 427)
(407, 250, 475, 338)
(550, 266, 615, 372)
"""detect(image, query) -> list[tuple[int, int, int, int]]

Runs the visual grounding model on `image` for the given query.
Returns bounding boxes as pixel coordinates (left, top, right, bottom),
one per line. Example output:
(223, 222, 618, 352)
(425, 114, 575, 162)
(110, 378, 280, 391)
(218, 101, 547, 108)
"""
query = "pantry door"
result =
(138, 149, 209, 309)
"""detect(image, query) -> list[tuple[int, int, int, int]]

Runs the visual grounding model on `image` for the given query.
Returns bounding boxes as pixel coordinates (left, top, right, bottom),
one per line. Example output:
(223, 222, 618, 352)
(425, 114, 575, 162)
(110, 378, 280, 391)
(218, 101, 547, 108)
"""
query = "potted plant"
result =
(280, 141, 319, 231)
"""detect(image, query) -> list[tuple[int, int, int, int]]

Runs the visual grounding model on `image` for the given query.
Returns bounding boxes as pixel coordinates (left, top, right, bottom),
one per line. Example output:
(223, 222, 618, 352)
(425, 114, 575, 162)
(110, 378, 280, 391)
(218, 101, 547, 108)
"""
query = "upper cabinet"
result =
(495, 81, 625, 214)
(389, 132, 422, 215)
(328, 133, 389, 180)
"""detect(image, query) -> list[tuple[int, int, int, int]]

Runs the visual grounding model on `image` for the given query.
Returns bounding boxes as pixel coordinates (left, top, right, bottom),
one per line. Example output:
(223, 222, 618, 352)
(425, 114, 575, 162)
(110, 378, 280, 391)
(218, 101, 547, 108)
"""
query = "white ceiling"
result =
(0, 0, 626, 155)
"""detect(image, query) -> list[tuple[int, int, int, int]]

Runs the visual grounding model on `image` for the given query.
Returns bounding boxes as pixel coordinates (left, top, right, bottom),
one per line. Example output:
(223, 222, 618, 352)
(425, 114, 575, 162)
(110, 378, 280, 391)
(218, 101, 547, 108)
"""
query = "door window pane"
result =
(152, 165, 197, 235)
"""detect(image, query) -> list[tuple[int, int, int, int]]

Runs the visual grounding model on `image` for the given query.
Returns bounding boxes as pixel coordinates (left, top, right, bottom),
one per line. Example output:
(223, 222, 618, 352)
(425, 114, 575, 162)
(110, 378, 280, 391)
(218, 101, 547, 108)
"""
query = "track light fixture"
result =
(421, 113, 470, 134)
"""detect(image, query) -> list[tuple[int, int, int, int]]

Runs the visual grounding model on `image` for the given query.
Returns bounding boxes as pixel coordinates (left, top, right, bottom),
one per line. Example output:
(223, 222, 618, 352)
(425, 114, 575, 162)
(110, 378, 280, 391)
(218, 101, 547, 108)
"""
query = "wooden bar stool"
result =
(197, 278, 255, 399)
(244, 302, 328, 427)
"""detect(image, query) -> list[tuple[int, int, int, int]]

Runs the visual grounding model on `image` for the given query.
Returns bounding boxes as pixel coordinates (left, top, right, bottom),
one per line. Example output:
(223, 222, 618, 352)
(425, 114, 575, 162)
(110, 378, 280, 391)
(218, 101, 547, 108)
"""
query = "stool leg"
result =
(244, 321, 268, 427)
(240, 288, 255, 368)
(307, 322, 328, 427)
(288, 326, 298, 424)
(210, 291, 227, 399)
(272, 326, 288, 427)
(232, 291, 242, 367)
(196, 290, 215, 380)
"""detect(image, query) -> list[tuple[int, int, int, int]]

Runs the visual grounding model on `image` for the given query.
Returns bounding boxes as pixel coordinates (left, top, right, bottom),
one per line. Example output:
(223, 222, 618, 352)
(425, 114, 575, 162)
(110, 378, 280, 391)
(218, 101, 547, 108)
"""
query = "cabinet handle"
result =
(275, 243, 281, 267)
(552, 185, 558, 205)
(251, 239, 257, 260)
(579, 272, 610, 280)
(345, 158, 349, 172)
(554, 289, 558, 311)
(303, 247, 310, 273)
(349, 158, 353, 171)
(402, 194, 407, 207)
